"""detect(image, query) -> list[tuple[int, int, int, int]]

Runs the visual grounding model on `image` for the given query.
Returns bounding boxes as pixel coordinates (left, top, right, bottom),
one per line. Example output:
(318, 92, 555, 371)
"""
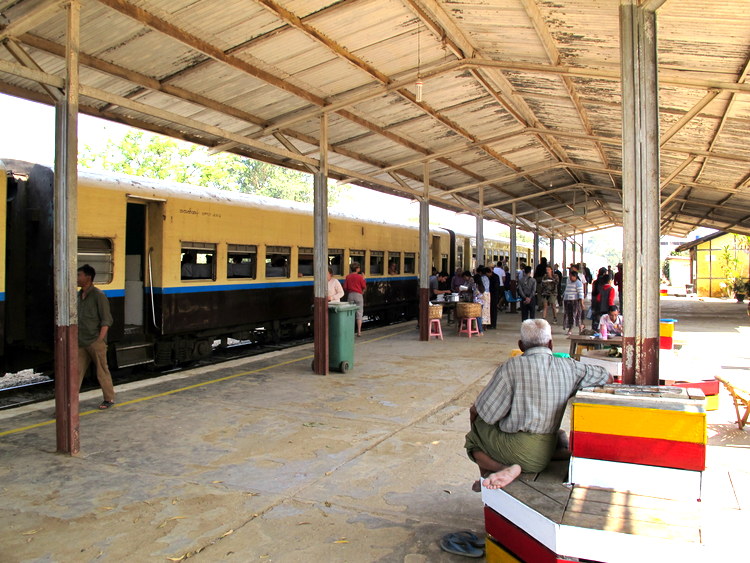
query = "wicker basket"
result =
(428, 304, 443, 319)
(456, 302, 482, 318)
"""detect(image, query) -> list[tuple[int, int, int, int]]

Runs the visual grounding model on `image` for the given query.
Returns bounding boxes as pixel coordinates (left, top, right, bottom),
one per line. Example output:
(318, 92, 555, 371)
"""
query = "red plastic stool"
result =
(458, 317, 480, 338)
(429, 318, 443, 340)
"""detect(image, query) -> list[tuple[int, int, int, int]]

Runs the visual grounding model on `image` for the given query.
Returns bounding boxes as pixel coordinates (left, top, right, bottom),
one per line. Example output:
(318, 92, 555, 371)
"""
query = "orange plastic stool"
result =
(429, 318, 443, 340)
(458, 317, 480, 338)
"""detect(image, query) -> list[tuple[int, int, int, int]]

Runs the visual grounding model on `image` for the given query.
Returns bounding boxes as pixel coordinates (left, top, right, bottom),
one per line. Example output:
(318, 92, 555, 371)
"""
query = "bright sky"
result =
(0, 92, 640, 262)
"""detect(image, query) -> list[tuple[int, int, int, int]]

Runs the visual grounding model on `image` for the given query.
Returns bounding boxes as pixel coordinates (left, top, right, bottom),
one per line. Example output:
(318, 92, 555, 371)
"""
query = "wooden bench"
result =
(716, 375, 750, 430)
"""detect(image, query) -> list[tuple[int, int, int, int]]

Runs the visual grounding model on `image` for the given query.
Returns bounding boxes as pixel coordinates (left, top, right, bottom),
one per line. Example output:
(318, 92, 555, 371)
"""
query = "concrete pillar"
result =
(476, 188, 484, 269)
(549, 237, 556, 269)
(509, 203, 518, 313)
(533, 229, 540, 269)
(312, 114, 329, 375)
(54, 0, 81, 455)
(419, 162, 430, 341)
(562, 239, 567, 272)
(620, 0, 661, 385)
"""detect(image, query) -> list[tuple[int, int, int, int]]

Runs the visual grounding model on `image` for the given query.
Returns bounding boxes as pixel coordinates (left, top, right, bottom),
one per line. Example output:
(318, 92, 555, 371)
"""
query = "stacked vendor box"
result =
(483, 385, 707, 562)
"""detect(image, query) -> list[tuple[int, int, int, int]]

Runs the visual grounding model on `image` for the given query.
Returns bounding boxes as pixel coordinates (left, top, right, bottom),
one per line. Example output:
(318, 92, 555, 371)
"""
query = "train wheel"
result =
(339, 361, 349, 374)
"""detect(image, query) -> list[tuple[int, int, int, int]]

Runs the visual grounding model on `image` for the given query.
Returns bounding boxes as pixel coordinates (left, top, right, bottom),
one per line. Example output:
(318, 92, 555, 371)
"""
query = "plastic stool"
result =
(429, 318, 443, 340)
(458, 317, 480, 338)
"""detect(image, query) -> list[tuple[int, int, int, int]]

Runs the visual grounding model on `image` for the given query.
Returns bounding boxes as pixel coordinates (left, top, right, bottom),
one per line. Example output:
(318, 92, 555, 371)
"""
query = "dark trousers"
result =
(490, 292, 499, 327)
(520, 297, 536, 321)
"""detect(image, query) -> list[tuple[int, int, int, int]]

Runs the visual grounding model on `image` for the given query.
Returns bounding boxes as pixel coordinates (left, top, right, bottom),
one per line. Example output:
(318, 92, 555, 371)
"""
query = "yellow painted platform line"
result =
(0, 327, 411, 438)
(573, 402, 707, 444)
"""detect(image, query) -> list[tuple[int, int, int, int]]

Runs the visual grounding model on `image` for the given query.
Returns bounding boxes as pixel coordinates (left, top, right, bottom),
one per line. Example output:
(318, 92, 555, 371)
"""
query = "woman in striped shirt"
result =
(562, 271, 585, 336)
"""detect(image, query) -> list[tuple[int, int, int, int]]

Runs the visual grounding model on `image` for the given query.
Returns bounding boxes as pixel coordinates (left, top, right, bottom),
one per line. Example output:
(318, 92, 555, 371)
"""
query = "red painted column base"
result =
(419, 287, 429, 341)
(55, 324, 80, 455)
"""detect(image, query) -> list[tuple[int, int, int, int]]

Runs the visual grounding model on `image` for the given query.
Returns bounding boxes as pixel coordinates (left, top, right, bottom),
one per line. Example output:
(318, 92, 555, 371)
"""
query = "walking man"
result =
(517, 266, 537, 321)
(77, 264, 116, 409)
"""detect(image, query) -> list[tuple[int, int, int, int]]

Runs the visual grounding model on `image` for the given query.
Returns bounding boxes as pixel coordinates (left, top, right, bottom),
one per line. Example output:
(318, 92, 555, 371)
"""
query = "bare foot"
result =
(481, 464, 522, 489)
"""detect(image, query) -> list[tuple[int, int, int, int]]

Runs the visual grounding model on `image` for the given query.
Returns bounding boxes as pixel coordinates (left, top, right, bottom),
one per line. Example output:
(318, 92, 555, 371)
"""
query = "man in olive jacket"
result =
(77, 264, 115, 409)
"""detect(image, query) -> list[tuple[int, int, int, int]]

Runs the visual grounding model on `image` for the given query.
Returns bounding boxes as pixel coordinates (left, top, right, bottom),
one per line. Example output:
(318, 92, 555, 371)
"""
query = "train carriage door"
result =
(117, 198, 163, 368)
(124, 202, 146, 331)
(431, 236, 441, 271)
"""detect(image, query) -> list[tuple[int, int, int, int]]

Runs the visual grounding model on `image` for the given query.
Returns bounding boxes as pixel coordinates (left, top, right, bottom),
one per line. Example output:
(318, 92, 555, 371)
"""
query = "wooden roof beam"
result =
(402, 0, 600, 230)
(660, 89, 722, 145)
(466, 59, 750, 94)
(94, 1, 513, 211)
(673, 52, 750, 227)
(3, 38, 62, 101)
(0, 0, 66, 41)
(334, 128, 527, 185)
(519, 0, 618, 226)
(14, 32, 445, 194)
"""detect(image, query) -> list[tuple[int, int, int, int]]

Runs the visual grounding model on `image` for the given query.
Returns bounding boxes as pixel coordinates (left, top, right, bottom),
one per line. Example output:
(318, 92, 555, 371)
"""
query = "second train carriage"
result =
(1, 160, 532, 372)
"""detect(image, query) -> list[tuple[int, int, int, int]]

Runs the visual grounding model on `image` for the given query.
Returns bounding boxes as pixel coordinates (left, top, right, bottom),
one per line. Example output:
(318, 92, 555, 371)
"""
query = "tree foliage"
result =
(80, 130, 343, 203)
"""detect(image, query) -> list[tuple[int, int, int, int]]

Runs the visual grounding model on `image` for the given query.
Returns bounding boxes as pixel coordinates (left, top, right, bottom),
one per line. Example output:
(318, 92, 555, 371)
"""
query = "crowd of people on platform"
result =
(429, 256, 624, 339)
(324, 251, 625, 341)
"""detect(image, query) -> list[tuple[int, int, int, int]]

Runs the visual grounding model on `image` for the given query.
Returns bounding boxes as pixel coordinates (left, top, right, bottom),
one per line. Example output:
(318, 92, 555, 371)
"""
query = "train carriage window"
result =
(369, 251, 384, 275)
(441, 254, 448, 273)
(457, 246, 464, 269)
(298, 247, 314, 277)
(227, 244, 257, 279)
(403, 252, 416, 274)
(78, 238, 113, 284)
(181, 242, 216, 280)
(349, 249, 365, 271)
(265, 246, 290, 278)
(387, 252, 401, 275)
(328, 249, 343, 275)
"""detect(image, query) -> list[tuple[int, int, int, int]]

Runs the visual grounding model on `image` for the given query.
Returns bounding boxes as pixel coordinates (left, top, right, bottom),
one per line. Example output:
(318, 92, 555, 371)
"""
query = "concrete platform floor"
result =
(0, 298, 748, 562)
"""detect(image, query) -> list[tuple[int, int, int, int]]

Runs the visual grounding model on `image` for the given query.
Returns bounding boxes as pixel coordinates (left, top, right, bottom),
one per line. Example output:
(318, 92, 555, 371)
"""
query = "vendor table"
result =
(567, 335, 622, 360)
(580, 349, 623, 381)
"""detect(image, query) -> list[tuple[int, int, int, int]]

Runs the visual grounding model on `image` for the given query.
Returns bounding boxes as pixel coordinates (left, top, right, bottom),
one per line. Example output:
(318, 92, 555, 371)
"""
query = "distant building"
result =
(676, 232, 750, 298)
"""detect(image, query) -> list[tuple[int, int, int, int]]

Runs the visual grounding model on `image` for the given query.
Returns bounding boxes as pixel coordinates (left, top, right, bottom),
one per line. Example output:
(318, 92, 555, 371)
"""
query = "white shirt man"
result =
(493, 264, 506, 286)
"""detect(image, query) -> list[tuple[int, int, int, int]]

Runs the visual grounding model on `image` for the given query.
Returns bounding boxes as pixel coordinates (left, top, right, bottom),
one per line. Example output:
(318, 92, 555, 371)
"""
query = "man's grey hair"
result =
(520, 319, 552, 348)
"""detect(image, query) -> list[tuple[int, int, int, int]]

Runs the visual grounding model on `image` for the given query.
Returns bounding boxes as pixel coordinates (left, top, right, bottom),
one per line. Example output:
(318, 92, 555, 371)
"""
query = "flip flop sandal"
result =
(439, 535, 483, 558)
(98, 401, 115, 409)
(450, 531, 485, 549)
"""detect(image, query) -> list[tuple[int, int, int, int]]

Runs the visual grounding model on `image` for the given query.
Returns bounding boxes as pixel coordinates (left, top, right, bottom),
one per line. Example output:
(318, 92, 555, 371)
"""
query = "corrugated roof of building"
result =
(1, 0, 748, 238)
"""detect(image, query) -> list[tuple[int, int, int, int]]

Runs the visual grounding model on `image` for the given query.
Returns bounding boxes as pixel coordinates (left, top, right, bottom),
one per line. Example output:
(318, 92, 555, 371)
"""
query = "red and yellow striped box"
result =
(571, 386, 707, 472)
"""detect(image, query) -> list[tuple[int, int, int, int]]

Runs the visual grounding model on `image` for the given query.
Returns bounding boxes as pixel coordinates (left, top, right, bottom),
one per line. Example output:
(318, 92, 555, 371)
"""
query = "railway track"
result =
(0, 335, 315, 411)
(0, 317, 392, 410)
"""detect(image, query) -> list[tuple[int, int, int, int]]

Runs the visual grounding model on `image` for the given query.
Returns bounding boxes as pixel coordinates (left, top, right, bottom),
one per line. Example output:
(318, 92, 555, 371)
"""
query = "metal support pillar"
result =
(562, 239, 567, 272)
(312, 114, 329, 375)
(620, 0, 661, 385)
(54, 0, 80, 455)
(509, 203, 518, 313)
(549, 237, 555, 269)
(418, 162, 430, 341)
(533, 221, 540, 268)
(571, 230, 576, 267)
(476, 188, 484, 268)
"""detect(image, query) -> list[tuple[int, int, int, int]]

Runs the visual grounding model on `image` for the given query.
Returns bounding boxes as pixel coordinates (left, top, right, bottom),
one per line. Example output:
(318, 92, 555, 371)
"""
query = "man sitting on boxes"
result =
(465, 319, 611, 490)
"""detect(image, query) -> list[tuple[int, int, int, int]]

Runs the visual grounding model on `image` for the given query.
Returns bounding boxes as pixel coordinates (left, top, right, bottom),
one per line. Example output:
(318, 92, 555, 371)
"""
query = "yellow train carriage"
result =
(2, 160, 525, 370)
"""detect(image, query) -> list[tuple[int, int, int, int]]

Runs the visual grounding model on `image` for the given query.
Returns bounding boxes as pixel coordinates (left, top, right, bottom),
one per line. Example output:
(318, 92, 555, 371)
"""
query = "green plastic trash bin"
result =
(328, 302, 358, 373)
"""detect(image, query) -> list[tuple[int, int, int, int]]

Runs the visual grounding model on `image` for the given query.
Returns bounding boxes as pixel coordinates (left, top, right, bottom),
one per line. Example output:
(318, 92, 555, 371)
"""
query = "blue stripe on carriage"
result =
(102, 289, 125, 297)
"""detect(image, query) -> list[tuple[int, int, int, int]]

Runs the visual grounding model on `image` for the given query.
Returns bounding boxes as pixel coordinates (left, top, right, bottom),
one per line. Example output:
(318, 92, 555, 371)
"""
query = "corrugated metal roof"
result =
(0, 0, 748, 238)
